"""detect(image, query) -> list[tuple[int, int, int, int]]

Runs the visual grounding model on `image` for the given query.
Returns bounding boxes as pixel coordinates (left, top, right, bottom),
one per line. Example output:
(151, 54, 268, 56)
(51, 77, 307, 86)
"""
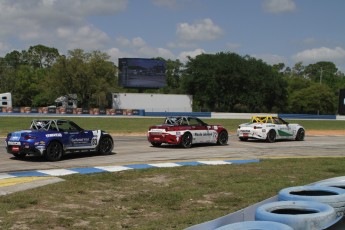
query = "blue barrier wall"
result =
(278, 114, 336, 120)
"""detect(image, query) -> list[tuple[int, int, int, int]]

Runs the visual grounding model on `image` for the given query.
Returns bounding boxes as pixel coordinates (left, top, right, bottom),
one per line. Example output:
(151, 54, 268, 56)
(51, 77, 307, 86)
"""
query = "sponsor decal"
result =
(194, 132, 213, 137)
(240, 130, 251, 133)
(176, 131, 181, 136)
(46, 133, 62, 137)
(34, 141, 46, 146)
(71, 138, 90, 143)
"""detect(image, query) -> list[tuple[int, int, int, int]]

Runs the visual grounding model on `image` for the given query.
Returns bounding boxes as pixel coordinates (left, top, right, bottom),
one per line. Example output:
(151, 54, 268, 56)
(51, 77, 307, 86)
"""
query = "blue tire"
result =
(278, 185, 345, 216)
(255, 200, 341, 230)
(311, 176, 345, 190)
(215, 221, 293, 230)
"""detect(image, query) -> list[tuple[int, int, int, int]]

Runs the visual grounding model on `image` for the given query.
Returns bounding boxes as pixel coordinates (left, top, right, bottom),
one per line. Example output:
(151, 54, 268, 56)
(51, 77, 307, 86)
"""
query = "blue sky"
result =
(0, 0, 345, 72)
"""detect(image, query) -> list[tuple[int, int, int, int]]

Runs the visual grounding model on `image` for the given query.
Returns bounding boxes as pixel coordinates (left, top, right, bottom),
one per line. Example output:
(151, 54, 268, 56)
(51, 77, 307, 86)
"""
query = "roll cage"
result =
(251, 116, 289, 125)
(163, 116, 208, 126)
(30, 119, 83, 132)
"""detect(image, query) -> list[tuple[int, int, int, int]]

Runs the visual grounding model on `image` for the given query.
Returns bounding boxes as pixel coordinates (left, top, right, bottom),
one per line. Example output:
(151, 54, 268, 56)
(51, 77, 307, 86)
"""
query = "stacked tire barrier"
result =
(186, 176, 345, 230)
(254, 178, 345, 230)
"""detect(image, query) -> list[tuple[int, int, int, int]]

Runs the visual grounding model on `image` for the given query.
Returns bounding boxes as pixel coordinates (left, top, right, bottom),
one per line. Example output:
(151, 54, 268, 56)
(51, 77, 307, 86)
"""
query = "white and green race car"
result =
(237, 116, 305, 143)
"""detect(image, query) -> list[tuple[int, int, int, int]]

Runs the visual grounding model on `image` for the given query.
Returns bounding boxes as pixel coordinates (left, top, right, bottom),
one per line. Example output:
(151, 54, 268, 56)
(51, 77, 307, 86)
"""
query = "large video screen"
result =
(118, 58, 166, 89)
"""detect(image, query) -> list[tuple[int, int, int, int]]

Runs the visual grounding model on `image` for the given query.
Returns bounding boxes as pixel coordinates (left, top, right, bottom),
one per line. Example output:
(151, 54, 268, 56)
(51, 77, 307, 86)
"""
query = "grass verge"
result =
(1, 158, 345, 229)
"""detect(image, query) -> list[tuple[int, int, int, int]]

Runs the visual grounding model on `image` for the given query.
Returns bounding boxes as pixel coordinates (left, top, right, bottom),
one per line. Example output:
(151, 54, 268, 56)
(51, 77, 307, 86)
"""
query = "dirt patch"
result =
(307, 130, 345, 135)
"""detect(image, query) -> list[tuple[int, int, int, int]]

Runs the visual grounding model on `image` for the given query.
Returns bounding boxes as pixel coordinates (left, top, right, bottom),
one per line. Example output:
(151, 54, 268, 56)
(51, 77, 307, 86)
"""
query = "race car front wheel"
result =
(98, 136, 114, 154)
(180, 132, 192, 148)
(295, 128, 305, 141)
(45, 141, 63, 161)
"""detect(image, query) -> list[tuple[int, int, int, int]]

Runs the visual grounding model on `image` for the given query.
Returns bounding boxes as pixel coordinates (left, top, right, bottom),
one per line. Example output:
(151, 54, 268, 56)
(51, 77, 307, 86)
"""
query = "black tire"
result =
(13, 152, 26, 159)
(180, 132, 192, 148)
(98, 136, 114, 154)
(295, 128, 305, 141)
(45, 141, 63, 161)
(266, 130, 276, 143)
(217, 130, 228, 145)
(151, 142, 162, 147)
(239, 137, 248, 141)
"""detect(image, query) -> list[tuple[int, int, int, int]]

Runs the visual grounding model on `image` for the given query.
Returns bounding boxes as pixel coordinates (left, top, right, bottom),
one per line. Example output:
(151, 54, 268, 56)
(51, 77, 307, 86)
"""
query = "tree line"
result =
(1, 44, 344, 114)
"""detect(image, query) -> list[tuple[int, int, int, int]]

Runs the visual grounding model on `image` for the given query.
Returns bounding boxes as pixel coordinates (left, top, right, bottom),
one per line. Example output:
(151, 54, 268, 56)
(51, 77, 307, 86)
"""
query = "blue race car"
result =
(5, 119, 114, 161)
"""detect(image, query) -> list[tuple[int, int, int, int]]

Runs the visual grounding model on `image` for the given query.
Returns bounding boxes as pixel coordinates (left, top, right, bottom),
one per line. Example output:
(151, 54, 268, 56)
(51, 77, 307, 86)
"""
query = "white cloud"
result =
(109, 36, 176, 63)
(292, 47, 345, 62)
(132, 37, 147, 47)
(178, 48, 205, 63)
(115, 37, 146, 48)
(176, 18, 224, 42)
(262, 0, 296, 14)
(64, 25, 110, 51)
(292, 47, 345, 72)
(0, 0, 127, 52)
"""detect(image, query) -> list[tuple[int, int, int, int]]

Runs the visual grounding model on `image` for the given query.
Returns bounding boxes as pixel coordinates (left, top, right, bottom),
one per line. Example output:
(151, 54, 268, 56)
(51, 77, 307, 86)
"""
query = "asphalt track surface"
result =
(0, 134, 344, 174)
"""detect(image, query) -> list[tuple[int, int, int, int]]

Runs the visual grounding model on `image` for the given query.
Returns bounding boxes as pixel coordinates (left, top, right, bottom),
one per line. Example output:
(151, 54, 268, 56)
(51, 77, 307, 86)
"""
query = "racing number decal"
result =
(92, 137, 98, 146)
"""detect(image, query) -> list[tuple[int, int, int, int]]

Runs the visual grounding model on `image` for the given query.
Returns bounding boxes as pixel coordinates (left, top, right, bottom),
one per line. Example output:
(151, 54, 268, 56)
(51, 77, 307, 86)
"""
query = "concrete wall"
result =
(111, 93, 193, 112)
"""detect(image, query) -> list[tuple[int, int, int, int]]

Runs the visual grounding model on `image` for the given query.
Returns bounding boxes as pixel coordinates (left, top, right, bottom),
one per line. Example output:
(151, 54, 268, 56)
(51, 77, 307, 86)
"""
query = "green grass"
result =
(0, 116, 344, 136)
(1, 158, 345, 229)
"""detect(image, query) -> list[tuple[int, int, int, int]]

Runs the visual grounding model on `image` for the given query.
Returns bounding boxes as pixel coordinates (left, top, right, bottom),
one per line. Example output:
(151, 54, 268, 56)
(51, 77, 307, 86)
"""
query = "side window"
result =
(188, 118, 200, 126)
(57, 121, 76, 132)
(50, 123, 58, 131)
(181, 117, 189, 125)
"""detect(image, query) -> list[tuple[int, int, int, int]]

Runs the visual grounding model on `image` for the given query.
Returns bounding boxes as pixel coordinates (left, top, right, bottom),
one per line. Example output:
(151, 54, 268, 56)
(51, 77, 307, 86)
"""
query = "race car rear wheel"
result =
(217, 130, 228, 145)
(98, 136, 114, 154)
(266, 130, 276, 143)
(180, 132, 192, 148)
(45, 141, 63, 161)
(151, 142, 162, 147)
(295, 128, 305, 141)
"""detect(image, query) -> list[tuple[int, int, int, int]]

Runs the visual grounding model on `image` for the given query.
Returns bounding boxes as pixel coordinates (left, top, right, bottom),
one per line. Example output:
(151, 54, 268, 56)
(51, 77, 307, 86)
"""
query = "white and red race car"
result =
(237, 116, 305, 142)
(147, 116, 228, 148)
